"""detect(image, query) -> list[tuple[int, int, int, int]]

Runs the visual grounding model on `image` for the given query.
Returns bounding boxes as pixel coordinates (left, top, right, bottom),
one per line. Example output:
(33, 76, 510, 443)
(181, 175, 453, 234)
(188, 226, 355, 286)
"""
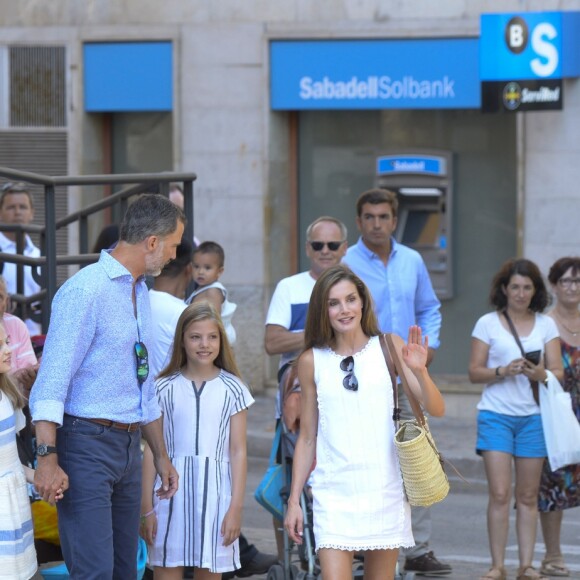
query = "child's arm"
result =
(22, 464, 35, 484)
(191, 287, 224, 314)
(140, 443, 158, 546)
(23, 464, 64, 503)
(221, 409, 247, 546)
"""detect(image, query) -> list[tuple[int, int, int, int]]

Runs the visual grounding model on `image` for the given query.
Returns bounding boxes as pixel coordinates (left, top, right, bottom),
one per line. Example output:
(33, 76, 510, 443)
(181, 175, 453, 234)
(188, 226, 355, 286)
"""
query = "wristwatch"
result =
(36, 444, 58, 457)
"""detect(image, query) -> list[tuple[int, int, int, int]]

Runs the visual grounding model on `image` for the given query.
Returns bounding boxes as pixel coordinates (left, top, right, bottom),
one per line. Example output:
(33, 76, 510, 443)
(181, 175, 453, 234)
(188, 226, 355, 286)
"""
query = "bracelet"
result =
(140, 509, 155, 520)
(495, 366, 502, 378)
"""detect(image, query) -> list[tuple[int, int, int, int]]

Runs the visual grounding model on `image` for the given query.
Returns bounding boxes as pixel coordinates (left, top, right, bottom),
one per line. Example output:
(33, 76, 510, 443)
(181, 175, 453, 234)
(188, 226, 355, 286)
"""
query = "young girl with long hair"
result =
(140, 302, 253, 579)
(0, 322, 39, 579)
(284, 265, 445, 580)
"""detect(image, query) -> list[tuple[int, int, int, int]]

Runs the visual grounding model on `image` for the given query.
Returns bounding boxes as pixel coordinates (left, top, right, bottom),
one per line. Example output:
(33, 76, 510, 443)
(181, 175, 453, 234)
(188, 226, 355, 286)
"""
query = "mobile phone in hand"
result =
(524, 350, 541, 365)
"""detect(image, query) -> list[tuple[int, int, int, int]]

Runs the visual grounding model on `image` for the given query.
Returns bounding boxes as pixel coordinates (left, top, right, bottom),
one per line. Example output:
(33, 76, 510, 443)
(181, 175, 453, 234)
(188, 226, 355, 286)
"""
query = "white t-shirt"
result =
(0, 231, 42, 335)
(149, 289, 187, 380)
(472, 311, 559, 416)
(265, 270, 316, 368)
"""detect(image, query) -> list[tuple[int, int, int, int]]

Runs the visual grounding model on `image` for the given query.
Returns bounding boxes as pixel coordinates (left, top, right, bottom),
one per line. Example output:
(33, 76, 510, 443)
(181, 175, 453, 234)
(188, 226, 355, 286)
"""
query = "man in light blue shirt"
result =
(30, 194, 184, 579)
(343, 188, 450, 576)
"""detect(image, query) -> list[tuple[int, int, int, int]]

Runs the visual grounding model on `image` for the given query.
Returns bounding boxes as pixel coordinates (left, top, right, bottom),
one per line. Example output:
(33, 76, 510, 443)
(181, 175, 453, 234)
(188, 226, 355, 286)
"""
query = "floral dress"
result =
(538, 340, 580, 511)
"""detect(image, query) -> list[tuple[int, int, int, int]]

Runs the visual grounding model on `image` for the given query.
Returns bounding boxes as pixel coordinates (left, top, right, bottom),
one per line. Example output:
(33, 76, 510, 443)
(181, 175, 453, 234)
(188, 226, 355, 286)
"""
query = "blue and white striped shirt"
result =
(30, 250, 160, 426)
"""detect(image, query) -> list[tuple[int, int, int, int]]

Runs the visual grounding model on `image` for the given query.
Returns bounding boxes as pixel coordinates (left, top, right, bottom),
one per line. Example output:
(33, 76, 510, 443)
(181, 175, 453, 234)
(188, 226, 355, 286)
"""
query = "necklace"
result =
(554, 310, 580, 336)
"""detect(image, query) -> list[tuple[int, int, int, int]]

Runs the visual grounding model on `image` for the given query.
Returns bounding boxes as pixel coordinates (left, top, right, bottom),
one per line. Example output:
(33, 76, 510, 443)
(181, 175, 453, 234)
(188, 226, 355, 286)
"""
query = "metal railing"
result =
(0, 166, 197, 331)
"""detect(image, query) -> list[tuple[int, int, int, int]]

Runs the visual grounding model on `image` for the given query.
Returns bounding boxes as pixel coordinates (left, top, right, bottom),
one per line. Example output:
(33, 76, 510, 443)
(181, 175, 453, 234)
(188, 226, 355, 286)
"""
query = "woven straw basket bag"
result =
(381, 333, 451, 508)
(394, 419, 450, 507)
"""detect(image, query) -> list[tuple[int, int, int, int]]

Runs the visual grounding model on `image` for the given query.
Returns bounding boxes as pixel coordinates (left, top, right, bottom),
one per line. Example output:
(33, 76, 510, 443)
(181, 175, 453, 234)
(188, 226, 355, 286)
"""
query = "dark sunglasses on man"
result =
(308, 241, 345, 252)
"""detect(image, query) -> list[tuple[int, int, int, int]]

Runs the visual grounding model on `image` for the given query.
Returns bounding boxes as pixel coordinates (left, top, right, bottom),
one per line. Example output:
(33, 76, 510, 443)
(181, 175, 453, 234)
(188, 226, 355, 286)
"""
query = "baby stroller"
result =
(266, 363, 412, 580)
(264, 362, 319, 580)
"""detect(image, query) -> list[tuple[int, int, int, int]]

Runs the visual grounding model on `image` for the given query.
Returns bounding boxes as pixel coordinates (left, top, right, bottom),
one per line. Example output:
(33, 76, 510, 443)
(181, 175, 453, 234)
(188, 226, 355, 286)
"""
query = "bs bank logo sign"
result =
(480, 12, 563, 81)
(480, 12, 580, 112)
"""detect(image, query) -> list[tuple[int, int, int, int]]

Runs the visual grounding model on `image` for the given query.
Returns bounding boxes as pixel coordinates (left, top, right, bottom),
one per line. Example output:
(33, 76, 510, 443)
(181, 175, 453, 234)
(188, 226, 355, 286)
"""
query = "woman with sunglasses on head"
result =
(537, 257, 580, 578)
(284, 264, 445, 580)
(469, 258, 564, 580)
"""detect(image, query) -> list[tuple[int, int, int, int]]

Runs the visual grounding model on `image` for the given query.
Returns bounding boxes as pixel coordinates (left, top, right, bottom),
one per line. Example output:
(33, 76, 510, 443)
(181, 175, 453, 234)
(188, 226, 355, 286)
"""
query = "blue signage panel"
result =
(480, 11, 580, 81)
(562, 12, 580, 77)
(84, 42, 173, 112)
(270, 39, 480, 110)
(377, 155, 446, 176)
(481, 12, 562, 81)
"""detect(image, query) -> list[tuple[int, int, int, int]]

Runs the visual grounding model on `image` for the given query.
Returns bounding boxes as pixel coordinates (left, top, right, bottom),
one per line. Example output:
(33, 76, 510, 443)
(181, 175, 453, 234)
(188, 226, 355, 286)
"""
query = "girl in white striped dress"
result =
(0, 322, 38, 579)
(140, 302, 253, 579)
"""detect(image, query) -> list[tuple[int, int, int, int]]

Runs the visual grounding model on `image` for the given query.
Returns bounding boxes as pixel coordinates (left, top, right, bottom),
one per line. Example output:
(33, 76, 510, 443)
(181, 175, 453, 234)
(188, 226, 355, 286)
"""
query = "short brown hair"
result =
(356, 188, 398, 218)
(489, 258, 549, 312)
(0, 182, 34, 210)
(548, 257, 580, 285)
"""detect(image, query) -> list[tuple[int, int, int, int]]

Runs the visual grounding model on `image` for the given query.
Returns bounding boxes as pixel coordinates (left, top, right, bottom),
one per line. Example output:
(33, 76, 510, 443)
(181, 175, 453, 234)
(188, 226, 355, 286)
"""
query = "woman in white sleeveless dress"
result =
(284, 265, 446, 580)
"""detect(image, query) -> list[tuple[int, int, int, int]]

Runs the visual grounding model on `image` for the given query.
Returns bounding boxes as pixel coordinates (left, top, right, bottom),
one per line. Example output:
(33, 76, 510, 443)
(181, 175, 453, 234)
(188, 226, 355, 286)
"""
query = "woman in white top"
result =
(469, 258, 563, 580)
(284, 264, 445, 580)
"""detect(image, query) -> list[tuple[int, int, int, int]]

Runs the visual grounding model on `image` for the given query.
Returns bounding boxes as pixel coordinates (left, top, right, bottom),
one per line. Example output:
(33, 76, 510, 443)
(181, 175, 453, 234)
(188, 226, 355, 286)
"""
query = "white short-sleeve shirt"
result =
(472, 311, 559, 416)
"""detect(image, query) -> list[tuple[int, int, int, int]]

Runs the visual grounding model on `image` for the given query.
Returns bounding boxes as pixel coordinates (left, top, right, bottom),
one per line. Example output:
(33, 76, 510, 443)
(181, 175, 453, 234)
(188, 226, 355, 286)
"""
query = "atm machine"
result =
(374, 149, 453, 299)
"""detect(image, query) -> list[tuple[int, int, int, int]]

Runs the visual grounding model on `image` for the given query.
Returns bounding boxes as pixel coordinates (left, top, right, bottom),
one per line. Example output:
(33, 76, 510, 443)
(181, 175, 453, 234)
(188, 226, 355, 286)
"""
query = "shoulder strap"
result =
(502, 311, 540, 405)
(385, 333, 428, 427)
(379, 334, 400, 426)
(502, 310, 526, 357)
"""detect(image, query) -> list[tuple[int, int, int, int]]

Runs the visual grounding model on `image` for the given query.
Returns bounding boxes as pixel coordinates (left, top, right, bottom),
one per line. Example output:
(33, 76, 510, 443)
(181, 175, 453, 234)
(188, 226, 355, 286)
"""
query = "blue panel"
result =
(270, 39, 480, 110)
(84, 42, 172, 112)
(562, 12, 580, 77)
(377, 155, 446, 176)
(480, 12, 565, 81)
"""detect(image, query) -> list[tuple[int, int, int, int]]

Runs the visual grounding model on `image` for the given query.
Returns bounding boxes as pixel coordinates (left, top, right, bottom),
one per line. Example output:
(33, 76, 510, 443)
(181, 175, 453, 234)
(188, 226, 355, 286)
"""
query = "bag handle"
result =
(379, 333, 427, 428)
(502, 310, 540, 405)
(380, 333, 469, 483)
(269, 423, 282, 467)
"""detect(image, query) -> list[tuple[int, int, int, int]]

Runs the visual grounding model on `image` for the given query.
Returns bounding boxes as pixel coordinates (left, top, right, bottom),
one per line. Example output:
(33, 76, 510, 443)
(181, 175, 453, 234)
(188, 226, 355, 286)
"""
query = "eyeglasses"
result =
(340, 355, 358, 391)
(134, 341, 149, 384)
(308, 241, 345, 252)
(558, 278, 580, 289)
(1, 182, 28, 193)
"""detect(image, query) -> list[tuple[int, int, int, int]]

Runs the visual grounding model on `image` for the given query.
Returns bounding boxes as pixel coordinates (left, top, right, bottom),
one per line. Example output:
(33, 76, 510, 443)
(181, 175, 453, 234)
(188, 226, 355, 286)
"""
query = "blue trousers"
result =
(56, 415, 142, 579)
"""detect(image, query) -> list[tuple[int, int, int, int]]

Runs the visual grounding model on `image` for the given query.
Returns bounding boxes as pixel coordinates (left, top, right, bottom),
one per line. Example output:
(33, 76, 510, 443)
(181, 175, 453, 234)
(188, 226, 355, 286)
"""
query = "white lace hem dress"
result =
(311, 336, 414, 552)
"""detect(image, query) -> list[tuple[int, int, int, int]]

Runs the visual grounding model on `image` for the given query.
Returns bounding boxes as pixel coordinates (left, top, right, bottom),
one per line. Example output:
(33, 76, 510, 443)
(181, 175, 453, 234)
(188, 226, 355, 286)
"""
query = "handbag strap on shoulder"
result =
(379, 334, 426, 428)
(502, 310, 540, 405)
(502, 310, 526, 356)
(380, 334, 400, 427)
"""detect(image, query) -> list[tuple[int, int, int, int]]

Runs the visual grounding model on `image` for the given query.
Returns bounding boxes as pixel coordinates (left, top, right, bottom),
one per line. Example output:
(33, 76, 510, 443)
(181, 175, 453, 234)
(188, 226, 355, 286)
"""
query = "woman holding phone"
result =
(468, 258, 563, 580)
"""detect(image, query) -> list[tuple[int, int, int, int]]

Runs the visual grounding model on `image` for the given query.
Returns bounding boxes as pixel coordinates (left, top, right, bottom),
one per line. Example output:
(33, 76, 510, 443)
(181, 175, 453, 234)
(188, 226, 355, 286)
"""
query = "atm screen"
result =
(401, 210, 440, 246)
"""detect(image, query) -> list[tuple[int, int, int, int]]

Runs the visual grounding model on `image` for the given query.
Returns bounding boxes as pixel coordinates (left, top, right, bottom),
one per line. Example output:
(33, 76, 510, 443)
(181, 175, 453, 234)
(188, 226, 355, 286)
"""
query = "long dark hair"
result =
(157, 302, 242, 380)
(303, 264, 380, 351)
(489, 258, 548, 312)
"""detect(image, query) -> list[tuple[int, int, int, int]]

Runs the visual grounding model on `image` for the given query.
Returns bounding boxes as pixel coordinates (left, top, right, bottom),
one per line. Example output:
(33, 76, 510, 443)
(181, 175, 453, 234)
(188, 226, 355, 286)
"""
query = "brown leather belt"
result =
(84, 418, 141, 433)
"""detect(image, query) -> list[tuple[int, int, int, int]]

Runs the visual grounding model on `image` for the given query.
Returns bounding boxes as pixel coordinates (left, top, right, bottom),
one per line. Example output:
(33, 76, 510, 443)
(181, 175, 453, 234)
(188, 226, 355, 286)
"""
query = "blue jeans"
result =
(56, 415, 142, 579)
